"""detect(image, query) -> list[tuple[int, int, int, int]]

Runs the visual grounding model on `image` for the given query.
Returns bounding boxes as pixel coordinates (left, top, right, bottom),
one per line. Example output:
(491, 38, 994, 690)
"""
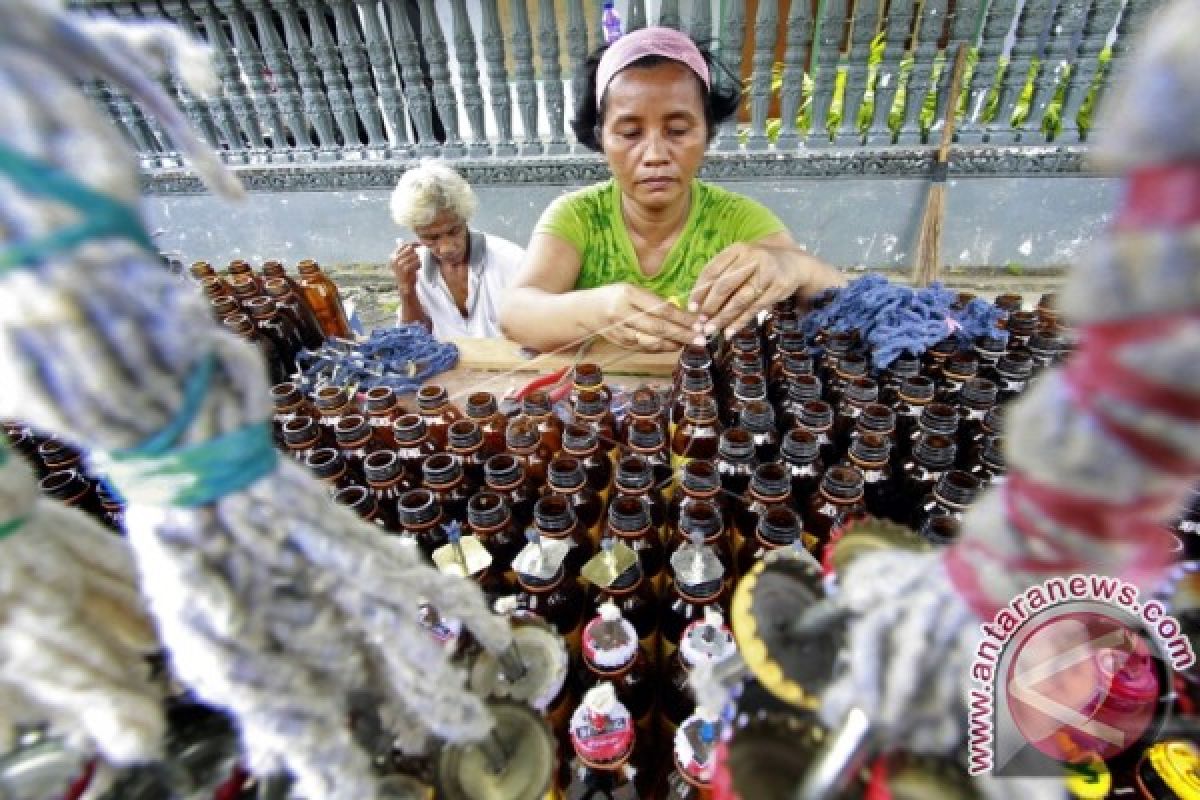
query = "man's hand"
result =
(595, 283, 698, 352)
(389, 240, 420, 293)
(688, 242, 843, 337)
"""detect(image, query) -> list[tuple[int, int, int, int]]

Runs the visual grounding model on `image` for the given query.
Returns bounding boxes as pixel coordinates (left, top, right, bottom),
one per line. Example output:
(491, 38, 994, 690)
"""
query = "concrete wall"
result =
(142, 173, 1116, 271)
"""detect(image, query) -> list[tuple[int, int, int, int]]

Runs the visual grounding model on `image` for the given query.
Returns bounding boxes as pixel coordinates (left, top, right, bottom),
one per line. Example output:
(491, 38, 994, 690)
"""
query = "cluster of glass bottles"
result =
(189, 258, 352, 384)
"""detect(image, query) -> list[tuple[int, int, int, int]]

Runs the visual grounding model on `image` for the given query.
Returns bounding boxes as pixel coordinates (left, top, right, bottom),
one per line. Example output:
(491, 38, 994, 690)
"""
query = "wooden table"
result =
(398, 337, 679, 410)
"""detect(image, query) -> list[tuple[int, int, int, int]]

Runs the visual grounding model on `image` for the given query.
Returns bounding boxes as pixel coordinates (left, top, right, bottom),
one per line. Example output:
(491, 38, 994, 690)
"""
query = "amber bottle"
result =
(40, 469, 105, 519)
(670, 368, 716, 430)
(621, 386, 669, 447)
(845, 433, 895, 522)
(421, 453, 470, 525)
(572, 362, 613, 405)
(825, 353, 869, 409)
(585, 544, 661, 664)
(779, 374, 823, 430)
(228, 273, 263, 308)
(673, 498, 735, 583)
(878, 355, 921, 405)
(189, 260, 217, 282)
(245, 296, 306, 375)
(517, 389, 562, 456)
(222, 313, 288, 385)
(674, 343, 714, 387)
(832, 377, 879, 453)
(902, 402, 960, 466)
(614, 454, 668, 533)
(920, 337, 958, 383)
(982, 349, 1035, 404)
(209, 294, 240, 324)
(270, 381, 318, 445)
(626, 418, 673, 491)
(578, 605, 658, 753)
(661, 612, 736, 732)
(304, 447, 364, 494)
(296, 259, 352, 339)
(955, 378, 998, 466)
(512, 533, 586, 663)
(663, 712, 719, 800)
(96, 484, 125, 531)
(464, 391, 508, 460)
(606, 495, 665, 592)
(735, 463, 792, 552)
(335, 413, 386, 482)
(794, 400, 838, 468)
(227, 258, 259, 288)
(356, 387, 397, 449)
(466, 491, 523, 588)
(892, 376, 936, 446)
(397, 488, 447, 560)
(725, 373, 769, 428)
(561, 683, 643, 799)
(314, 384, 356, 432)
(913, 470, 981, 547)
(1005, 310, 1039, 350)
(936, 352, 981, 404)
(548, 455, 605, 541)
(262, 277, 325, 350)
(738, 399, 780, 465)
(534, 494, 594, 577)
(780, 428, 825, 504)
(804, 465, 867, 557)
(662, 537, 729, 673)
(415, 384, 462, 451)
(446, 419, 487, 494)
(507, 413, 554, 494)
(393, 413, 438, 486)
(668, 460, 731, 538)
(737, 506, 805, 574)
(1028, 330, 1064, 373)
(573, 388, 619, 460)
(968, 435, 1007, 488)
(363, 450, 413, 532)
(334, 484, 399, 532)
(973, 335, 1007, 370)
(562, 423, 614, 500)
(200, 275, 233, 306)
(672, 396, 722, 469)
(38, 438, 83, 475)
(768, 341, 814, 405)
(485, 453, 537, 533)
(715, 427, 757, 500)
(814, 331, 857, 387)
(896, 434, 959, 524)
(961, 404, 1003, 472)
(852, 402, 897, 451)
(281, 416, 331, 464)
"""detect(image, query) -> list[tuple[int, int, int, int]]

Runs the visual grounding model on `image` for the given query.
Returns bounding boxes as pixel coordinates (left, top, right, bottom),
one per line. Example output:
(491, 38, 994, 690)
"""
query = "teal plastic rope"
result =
(100, 355, 279, 508)
(0, 439, 28, 539)
(0, 142, 158, 273)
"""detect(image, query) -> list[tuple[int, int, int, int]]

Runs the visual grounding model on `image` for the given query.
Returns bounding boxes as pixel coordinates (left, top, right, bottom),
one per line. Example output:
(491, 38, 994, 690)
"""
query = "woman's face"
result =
(600, 60, 708, 212)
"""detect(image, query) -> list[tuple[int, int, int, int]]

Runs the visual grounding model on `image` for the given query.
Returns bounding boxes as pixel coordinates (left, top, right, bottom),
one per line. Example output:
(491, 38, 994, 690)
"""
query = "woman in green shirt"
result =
(499, 27, 843, 353)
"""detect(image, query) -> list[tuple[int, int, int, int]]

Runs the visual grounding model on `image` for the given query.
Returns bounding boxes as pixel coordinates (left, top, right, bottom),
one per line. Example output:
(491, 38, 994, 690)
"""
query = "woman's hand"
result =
(389, 240, 420, 293)
(688, 240, 844, 336)
(595, 282, 698, 352)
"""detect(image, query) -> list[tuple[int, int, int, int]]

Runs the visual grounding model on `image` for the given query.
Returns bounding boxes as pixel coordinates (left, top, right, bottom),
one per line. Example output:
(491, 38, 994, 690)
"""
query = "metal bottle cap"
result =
(581, 538, 639, 589)
(512, 531, 570, 582)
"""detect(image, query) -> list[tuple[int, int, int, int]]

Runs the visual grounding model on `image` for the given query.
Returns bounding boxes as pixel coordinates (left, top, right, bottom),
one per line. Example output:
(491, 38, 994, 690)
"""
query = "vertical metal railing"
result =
(73, 0, 1159, 165)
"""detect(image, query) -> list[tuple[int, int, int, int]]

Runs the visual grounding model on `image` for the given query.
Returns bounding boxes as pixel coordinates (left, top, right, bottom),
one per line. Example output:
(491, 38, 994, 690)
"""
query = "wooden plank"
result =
(448, 337, 680, 376)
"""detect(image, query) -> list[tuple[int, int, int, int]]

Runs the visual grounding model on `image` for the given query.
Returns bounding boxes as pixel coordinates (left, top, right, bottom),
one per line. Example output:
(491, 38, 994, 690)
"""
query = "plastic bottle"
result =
(602, 1, 623, 44)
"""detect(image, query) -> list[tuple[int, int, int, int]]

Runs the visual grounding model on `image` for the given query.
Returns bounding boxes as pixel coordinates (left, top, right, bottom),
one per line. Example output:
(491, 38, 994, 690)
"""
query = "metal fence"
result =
(71, 0, 1162, 169)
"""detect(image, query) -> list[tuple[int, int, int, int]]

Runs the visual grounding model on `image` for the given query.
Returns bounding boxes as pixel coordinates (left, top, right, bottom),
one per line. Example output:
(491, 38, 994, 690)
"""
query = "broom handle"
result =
(937, 44, 970, 164)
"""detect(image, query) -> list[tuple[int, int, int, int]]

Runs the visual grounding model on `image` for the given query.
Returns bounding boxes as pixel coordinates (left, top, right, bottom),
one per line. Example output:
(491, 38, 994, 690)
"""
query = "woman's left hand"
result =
(688, 240, 843, 337)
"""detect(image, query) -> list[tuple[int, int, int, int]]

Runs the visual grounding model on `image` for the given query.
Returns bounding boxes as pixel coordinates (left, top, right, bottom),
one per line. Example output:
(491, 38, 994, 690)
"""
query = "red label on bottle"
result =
(570, 703, 634, 765)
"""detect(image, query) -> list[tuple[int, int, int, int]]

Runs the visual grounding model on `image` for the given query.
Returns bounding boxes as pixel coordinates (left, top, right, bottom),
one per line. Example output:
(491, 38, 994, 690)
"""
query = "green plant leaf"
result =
(857, 30, 889, 133)
(955, 47, 980, 120)
(827, 65, 849, 137)
(918, 52, 947, 135)
(981, 57, 1008, 124)
(1076, 46, 1111, 136)
(1041, 62, 1072, 139)
(1010, 57, 1041, 129)
(888, 56, 915, 134)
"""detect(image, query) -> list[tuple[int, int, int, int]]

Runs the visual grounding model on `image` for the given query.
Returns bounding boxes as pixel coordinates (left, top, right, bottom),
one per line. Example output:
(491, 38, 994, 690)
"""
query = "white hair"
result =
(389, 160, 478, 229)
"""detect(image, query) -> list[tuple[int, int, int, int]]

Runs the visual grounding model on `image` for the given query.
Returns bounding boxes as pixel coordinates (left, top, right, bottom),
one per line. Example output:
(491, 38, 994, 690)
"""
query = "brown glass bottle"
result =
(981, 348, 1034, 405)
(534, 495, 594, 577)
(621, 386, 669, 447)
(1005, 310, 1039, 350)
(485, 453, 537, 533)
(673, 498, 735, 582)
(506, 413, 554, 495)
(673, 344, 715, 391)
(222, 313, 288, 385)
(961, 404, 1003, 472)
(571, 362, 613, 406)
(663, 713, 719, 800)
(804, 465, 867, 558)
(363, 450, 413, 532)
(314, 384, 356, 432)
(244, 296, 305, 375)
(769, 347, 815, 408)
(262, 276, 325, 350)
(912, 470, 981, 547)
(933, 352, 979, 404)
(852, 402, 897, 451)
(446, 419, 487, 494)
(573, 388, 617, 459)
(606, 495, 665, 592)
(201, 275, 234, 305)
(662, 542, 729, 674)
(901, 402, 960, 466)
(661, 612, 736, 731)
(334, 484, 399, 532)
(296, 259, 353, 339)
(397, 488, 446, 561)
(967, 435, 1007, 488)
(421, 453, 470, 525)
(825, 353, 868, 409)
(715, 427, 757, 500)
(227, 258, 259, 289)
(737, 506, 805, 574)
(878, 355, 921, 405)
(892, 375, 936, 445)
(578, 606, 657, 749)
(393, 413, 437, 486)
(955, 378, 998, 466)
(281, 416, 331, 463)
(209, 294, 240, 323)
(96, 484, 125, 532)
(189, 260, 217, 283)
(270, 382, 318, 445)
(548, 456, 605, 541)
(780, 428, 825, 504)
(464, 391, 508, 459)
(40, 469, 105, 519)
(779, 374, 823, 430)
(670, 367, 716, 430)
(1027, 330, 1064, 373)
(794, 400, 838, 467)
(896, 433, 959, 525)
(228, 273, 263, 308)
(832, 377, 879, 453)
(920, 336, 958, 383)
(335, 413, 384, 479)
(512, 535, 586, 664)
(814, 331, 857, 387)
(518, 389, 563, 456)
(361, 386, 400, 449)
(588, 552, 660, 665)
(725, 373, 768, 428)
(562, 424, 614, 499)
(668, 460, 731, 537)
(973, 335, 1007, 370)
(845, 433, 895, 522)
(614, 454, 668, 533)
(672, 396, 722, 470)
(738, 399, 780, 465)
(415, 384, 462, 451)
(626, 418, 673, 491)
(38, 438, 83, 475)
(562, 684, 643, 800)
(735, 463, 793, 553)
(466, 491, 523, 588)
(304, 447, 365, 494)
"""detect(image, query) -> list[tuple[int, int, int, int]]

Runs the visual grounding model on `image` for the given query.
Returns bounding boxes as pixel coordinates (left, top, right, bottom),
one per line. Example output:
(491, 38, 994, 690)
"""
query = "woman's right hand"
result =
(595, 283, 698, 352)
(389, 240, 420, 292)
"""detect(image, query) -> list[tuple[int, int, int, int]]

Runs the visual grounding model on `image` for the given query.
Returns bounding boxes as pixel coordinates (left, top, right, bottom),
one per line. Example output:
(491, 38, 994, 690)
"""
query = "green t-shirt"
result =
(534, 179, 786, 300)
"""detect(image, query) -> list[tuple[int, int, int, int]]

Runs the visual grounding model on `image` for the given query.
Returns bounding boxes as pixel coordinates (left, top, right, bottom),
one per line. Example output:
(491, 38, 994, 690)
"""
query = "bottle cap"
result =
(569, 684, 634, 766)
(513, 532, 570, 585)
(671, 537, 725, 595)
(674, 712, 720, 785)
(582, 603, 639, 670)
(465, 391, 498, 419)
(680, 612, 737, 669)
(582, 538, 640, 589)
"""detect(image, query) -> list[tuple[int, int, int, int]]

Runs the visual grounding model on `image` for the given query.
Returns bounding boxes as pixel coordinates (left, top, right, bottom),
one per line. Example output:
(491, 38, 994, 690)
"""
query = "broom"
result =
(912, 43, 970, 287)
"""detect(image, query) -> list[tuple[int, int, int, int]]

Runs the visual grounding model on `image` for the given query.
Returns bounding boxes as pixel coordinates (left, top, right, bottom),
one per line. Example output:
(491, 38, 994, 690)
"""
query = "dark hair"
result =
(571, 43, 741, 152)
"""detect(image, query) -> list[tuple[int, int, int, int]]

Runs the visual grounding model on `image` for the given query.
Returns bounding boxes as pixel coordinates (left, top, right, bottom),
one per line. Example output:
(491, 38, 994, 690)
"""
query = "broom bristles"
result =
(913, 183, 946, 286)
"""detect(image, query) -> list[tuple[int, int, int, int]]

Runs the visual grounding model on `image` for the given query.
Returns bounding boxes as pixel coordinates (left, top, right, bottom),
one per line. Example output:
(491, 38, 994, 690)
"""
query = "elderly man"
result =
(389, 161, 526, 339)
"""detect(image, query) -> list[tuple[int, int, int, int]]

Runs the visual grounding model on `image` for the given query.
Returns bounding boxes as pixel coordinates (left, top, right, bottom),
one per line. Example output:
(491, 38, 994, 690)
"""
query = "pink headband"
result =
(595, 26, 711, 111)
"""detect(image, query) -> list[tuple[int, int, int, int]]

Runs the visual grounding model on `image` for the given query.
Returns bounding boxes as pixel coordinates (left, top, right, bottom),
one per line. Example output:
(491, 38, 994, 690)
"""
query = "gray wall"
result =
(142, 174, 1116, 271)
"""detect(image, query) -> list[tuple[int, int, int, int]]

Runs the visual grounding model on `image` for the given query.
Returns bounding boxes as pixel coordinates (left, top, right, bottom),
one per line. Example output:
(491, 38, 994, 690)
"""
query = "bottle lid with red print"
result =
(582, 602, 639, 671)
(569, 682, 635, 768)
(674, 711, 720, 786)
